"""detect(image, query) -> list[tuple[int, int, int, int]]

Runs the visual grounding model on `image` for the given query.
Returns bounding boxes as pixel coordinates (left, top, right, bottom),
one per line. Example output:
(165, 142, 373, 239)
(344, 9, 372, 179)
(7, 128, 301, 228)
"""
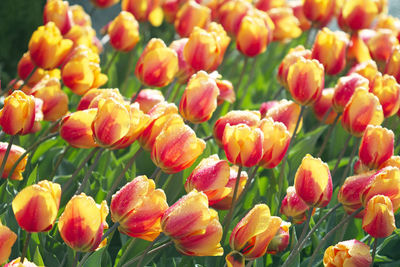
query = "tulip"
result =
(108, 11, 140, 52)
(380, 155, 400, 169)
(0, 90, 35, 135)
(371, 74, 400, 118)
(70, 5, 91, 27)
(60, 109, 98, 149)
(64, 25, 101, 53)
(223, 124, 264, 167)
(77, 88, 124, 111)
(362, 195, 396, 238)
(277, 45, 311, 88)
(258, 118, 290, 169)
(43, 0, 73, 35)
(341, 88, 384, 137)
(332, 73, 369, 113)
(91, 0, 119, 8)
(216, 79, 235, 105)
(347, 32, 372, 64)
(280, 186, 310, 224)
(122, 0, 164, 27)
(179, 71, 219, 123)
(110, 176, 168, 241)
(207, 22, 231, 67)
(225, 251, 245, 267)
(135, 38, 178, 87)
(268, 7, 301, 42)
(287, 58, 325, 106)
(323, 239, 372, 267)
(289, 1, 312, 31)
(12, 180, 61, 232)
(218, 0, 252, 36)
(265, 99, 303, 136)
(175, 1, 211, 37)
(254, 0, 285, 11)
(151, 123, 206, 174)
(266, 221, 290, 255)
(260, 101, 279, 118)
(213, 110, 261, 147)
(161, 190, 223, 256)
(0, 221, 17, 265)
(162, 0, 183, 23)
(294, 154, 332, 208)
(385, 45, 400, 84)
(349, 60, 379, 91)
(59, 193, 108, 252)
(169, 38, 195, 84)
(339, 0, 379, 31)
(0, 142, 28, 181)
(367, 29, 399, 66)
(313, 88, 339, 124)
(4, 258, 38, 267)
(132, 89, 165, 114)
(229, 204, 282, 260)
(303, 0, 335, 27)
(28, 22, 73, 69)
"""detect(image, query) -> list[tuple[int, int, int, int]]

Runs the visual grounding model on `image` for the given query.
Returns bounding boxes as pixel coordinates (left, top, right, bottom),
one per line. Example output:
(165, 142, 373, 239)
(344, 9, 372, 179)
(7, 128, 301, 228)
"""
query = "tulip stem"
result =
(236, 57, 258, 109)
(236, 166, 259, 205)
(170, 84, 183, 103)
(221, 165, 243, 244)
(72, 251, 79, 267)
(339, 137, 360, 185)
(116, 238, 137, 267)
(121, 240, 173, 267)
(136, 234, 163, 267)
(20, 232, 31, 263)
(203, 135, 213, 142)
(49, 146, 71, 179)
(331, 134, 352, 178)
(371, 238, 378, 266)
(150, 167, 162, 181)
(131, 84, 145, 103)
(16, 66, 38, 92)
(165, 79, 177, 100)
(75, 147, 105, 195)
(0, 135, 14, 178)
(102, 222, 120, 242)
(306, 207, 363, 267)
(272, 86, 284, 100)
(317, 113, 341, 157)
(104, 50, 119, 74)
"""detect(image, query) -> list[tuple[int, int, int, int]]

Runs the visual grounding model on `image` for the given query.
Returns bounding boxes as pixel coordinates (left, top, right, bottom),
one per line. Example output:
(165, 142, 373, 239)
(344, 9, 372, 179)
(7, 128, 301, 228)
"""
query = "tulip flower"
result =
(323, 239, 372, 267)
(254, 0, 285, 11)
(162, 0, 184, 23)
(258, 118, 290, 169)
(385, 45, 400, 84)
(213, 110, 261, 147)
(0, 221, 17, 265)
(260, 101, 279, 118)
(0, 142, 28, 180)
(218, 0, 252, 36)
(223, 124, 264, 167)
(287, 58, 325, 106)
(229, 204, 282, 260)
(277, 45, 311, 88)
(380, 155, 400, 169)
(12, 180, 61, 232)
(179, 71, 219, 123)
(280, 186, 310, 224)
(110, 176, 168, 241)
(0, 90, 35, 135)
(122, 0, 164, 27)
(294, 154, 332, 208)
(289, 1, 312, 31)
(371, 74, 400, 118)
(341, 88, 384, 137)
(28, 22, 73, 69)
(64, 25, 101, 53)
(135, 38, 178, 87)
(268, 7, 301, 42)
(70, 5, 91, 27)
(161, 190, 223, 256)
(265, 99, 303, 136)
(175, 1, 211, 37)
(58, 193, 108, 252)
(4, 258, 38, 267)
(151, 123, 206, 174)
(216, 79, 235, 105)
(339, 0, 379, 31)
(266, 221, 291, 255)
(349, 60, 379, 91)
(132, 89, 165, 114)
(367, 29, 399, 66)
(313, 88, 339, 124)
(169, 38, 196, 84)
(312, 28, 349, 75)
(207, 22, 231, 69)
(60, 109, 99, 149)
(91, 0, 119, 8)
(77, 88, 124, 111)
(43, 0, 73, 35)
(303, 0, 335, 27)
(108, 11, 140, 52)
(362, 195, 396, 238)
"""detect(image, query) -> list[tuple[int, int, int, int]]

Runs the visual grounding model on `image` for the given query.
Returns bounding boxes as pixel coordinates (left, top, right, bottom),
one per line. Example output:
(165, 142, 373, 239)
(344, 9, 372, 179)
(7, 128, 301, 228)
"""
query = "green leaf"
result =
(83, 248, 105, 267)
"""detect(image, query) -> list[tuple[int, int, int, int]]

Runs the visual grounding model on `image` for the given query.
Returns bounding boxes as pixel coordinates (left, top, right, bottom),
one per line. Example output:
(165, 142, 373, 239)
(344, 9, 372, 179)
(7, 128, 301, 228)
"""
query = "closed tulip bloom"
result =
(175, 1, 211, 37)
(349, 60, 380, 91)
(216, 79, 235, 105)
(266, 99, 303, 137)
(70, 5, 91, 27)
(223, 124, 264, 167)
(280, 186, 310, 224)
(4, 258, 38, 267)
(323, 239, 372, 267)
(135, 38, 178, 87)
(169, 38, 195, 84)
(266, 221, 290, 255)
(213, 110, 261, 147)
(184, 154, 231, 206)
(294, 154, 332, 208)
(380, 155, 400, 169)
(162, 0, 183, 23)
(132, 89, 165, 114)
(371, 74, 400, 117)
(78, 88, 123, 110)
(12, 180, 61, 232)
(385, 46, 400, 84)
(28, 22, 73, 69)
(59, 193, 108, 252)
(0, 221, 17, 265)
(122, 0, 163, 27)
(111, 176, 168, 241)
(303, 0, 335, 27)
(290, 1, 312, 31)
(260, 101, 279, 118)
(254, 0, 285, 11)
(0, 142, 27, 181)
(0, 90, 35, 135)
(341, 88, 384, 137)
(108, 11, 140, 52)
(92, 98, 131, 147)
(218, 0, 252, 36)
(287, 58, 324, 106)
(152, 123, 206, 174)
(161, 190, 223, 256)
(229, 204, 282, 260)
(340, 0, 379, 31)
(91, 0, 119, 8)
(236, 14, 270, 57)
(268, 8, 301, 42)
(367, 29, 399, 66)
(43, 0, 73, 35)
(179, 71, 219, 123)
(60, 109, 98, 149)
(277, 46, 312, 88)
(258, 118, 290, 169)
(362, 195, 396, 238)
(207, 22, 231, 68)
(313, 88, 339, 124)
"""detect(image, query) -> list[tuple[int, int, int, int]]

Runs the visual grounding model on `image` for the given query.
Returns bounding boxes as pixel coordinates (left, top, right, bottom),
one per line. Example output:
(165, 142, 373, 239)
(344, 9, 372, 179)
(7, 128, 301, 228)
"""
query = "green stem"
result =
(236, 57, 257, 109)
(75, 147, 104, 194)
(170, 84, 183, 103)
(3, 66, 38, 96)
(331, 134, 352, 178)
(103, 50, 119, 74)
(121, 240, 173, 267)
(131, 84, 145, 103)
(49, 146, 71, 179)
(317, 113, 341, 158)
(339, 137, 360, 185)
(272, 86, 284, 100)
(233, 57, 249, 101)
(371, 238, 378, 266)
(137, 234, 163, 267)
(150, 167, 162, 181)
(164, 79, 177, 100)
(72, 251, 79, 267)
(202, 135, 213, 142)
(0, 135, 15, 178)
(235, 166, 259, 205)
(116, 238, 137, 267)
(21, 232, 31, 263)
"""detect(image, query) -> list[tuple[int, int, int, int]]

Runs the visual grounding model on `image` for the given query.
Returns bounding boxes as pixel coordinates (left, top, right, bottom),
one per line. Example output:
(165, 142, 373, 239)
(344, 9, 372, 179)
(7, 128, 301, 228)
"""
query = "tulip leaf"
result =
(83, 247, 106, 267)
(33, 246, 45, 266)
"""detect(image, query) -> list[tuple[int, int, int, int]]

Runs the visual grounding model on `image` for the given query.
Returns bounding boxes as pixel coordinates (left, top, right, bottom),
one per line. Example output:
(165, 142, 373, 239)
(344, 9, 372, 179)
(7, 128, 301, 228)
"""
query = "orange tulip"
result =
(371, 74, 400, 118)
(362, 195, 396, 238)
(132, 89, 165, 114)
(313, 88, 339, 124)
(70, 4, 92, 27)
(254, 0, 285, 11)
(64, 25, 101, 53)
(339, 0, 379, 31)
(216, 79, 235, 105)
(385, 45, 400, 84)
(218, 0, 252, 36)
(303, 0, 335, 27)
(207, 22, 231, 66)
(266, 221, 290, 255)
(161, 190, 223, 256)
(122, 0, 163, 27)
(347, 31, 373, 64)
(169, 38, 195, 84)
(12, 180, 61, 232)
(260, 101, 278, 118)
(4, 258, 38, 267)
(289, 1, 312, 31)
(268, 7, 301, 42)
(323, 239, 372, 267)
(349, 60, 380, 91)
(91, 0, 119, 8)
(175, 1, 211, 37)
(0, 142, 27, 181)
(367, 29, 399, 66)
(0, 221, 17, 265)
(78, 88, 124, 111)
(380, 155, 400, 169)
(162, 0, 184, 23)
(280, 186, 310, 224)
(58, 193, 108, 252)
(265, 99, 303, 136)
(43, 0, 73, 35)
(108, 11, 140, 52)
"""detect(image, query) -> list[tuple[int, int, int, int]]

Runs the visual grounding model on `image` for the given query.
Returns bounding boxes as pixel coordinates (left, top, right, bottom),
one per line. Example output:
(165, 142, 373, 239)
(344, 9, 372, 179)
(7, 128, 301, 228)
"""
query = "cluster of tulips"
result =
(1, 0, 400, 266)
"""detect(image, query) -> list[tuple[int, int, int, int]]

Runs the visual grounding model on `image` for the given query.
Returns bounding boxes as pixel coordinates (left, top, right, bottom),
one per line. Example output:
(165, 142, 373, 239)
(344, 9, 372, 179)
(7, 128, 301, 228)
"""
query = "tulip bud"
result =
(28, 22, 73, 69)
(110, 176, 168, 241)
(218, 0, 252, 36)
(340, 0, 379, 31)
(385, 45, 400, 84)
(135, 38, 178, 87)
(0, 221, 17, 265)
(175, 1, 211, 37)
(78, 88, 123, 111)
(254, 0, 285, 11)
(313, 88, 339, 124)
(216, 79, 235, 105)
(0, 142, 28, 181)
(289, 1, 312, 31)
(132, 89, 165, 114)
(341, 88, 384, 137)
(179, 71, 219, 123)
(349, 60, 380, 91)
(207, 22, 231, 68)
(59, 193, 108, 252)
(280, 186, 310, 224)
(122, 0, 163, 27)
(268, 8, 301, 42)
(229, 204, 282, 260)
(152, 123, 206, 174)
(265, 99, 303, 136)
(277, 46, 312, 88)
(4, 258, 38, 267)
(161, 190, 223, 256)
(108, 11, 140, 52)
(91, 0, 119, 8)
(294, 154, 332, 208)
(70, 5, 91, 27)
(362, 195, 396, 238)
(223, 124, 264, 167)
(371, 74, 400, 118)
(287, 58, 325, 106)
(162, 0, 183, 23)
(12, 180, 61, 232)
(323, 239, 372, 267)
(43, 0, 73, 35)
(303, 0, 335, 27)
(266, 221, 290, 255)
(367, 29, 399, 66)
(260, 101, 279, 118)
(169, 38, 196, 84)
